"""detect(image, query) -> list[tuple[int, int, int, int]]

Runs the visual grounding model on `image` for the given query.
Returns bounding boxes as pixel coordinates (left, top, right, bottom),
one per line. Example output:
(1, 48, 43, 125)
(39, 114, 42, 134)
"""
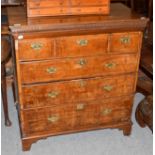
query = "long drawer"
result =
(21, 96, 133, 137)
(19, 54, 139, 84)
(28, 0, 109, 8)
(28, 6, 109, 17)
(20, 74, 136, 109)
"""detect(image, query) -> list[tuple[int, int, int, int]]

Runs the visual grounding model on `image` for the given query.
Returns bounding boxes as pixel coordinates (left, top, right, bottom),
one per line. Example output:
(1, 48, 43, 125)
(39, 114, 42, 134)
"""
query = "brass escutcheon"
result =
(105, 62, 116, 69)
(76, 103, 85, 110)
(31, 42, 43, 50)
(77, 58, 87, 67)
(101, 108, 112, 116)
(47, 115, 59, 123)
(103, 85, 113, 91)
(48, 91, 59, 98)
(46, 67, 57, 74)
(120, 36, 130, 44)
(76, 39, 88, 46)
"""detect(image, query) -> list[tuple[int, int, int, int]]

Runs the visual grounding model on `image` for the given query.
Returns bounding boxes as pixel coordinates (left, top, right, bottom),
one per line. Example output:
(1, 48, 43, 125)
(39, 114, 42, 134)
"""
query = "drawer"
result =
(28, 7, 109, 17)
(98, 97, 132, 124)
(57, 34, 108, 57)
(28, 7, 70, 17)
(18, 38, 55, 61)
(70, 6, 109, 15)
(19, 54, 139, 84)
(75, 96, 132, 127)
(28, 0, 69, 8)
(20, 74, 136, 109)
(28, 0, 108, 8)
(110, 32, 142, 53)
(21, 96, 132, 136)
(21, 104, 75, 136)
(71, 0, 108, 6)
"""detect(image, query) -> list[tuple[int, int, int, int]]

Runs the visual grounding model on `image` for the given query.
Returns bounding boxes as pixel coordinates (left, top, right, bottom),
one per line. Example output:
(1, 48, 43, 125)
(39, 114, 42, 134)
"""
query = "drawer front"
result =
(28, 6, 109, 17)
(21, 96, 132, 136)
(74, 96, 132, 127)
(71, 0, 108, 6)
(98, 97, 132, 124)
(28, 0, 69, 8)
(110, 32, 142, 53)
(28, 0, 108, 8)
(20, 54, 139, 84)
(28, 7, 69, 17)
(21, 74, 136, 109)
(57, 34, 108, 57)
(70, 6, 109, 15)
(21, 104, 75, 136)
(18, 38, 54, 61)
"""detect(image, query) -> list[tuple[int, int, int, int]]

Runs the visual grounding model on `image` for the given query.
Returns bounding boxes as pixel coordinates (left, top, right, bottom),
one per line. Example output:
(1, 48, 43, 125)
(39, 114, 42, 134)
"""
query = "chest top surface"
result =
(7, 3, 148, 34)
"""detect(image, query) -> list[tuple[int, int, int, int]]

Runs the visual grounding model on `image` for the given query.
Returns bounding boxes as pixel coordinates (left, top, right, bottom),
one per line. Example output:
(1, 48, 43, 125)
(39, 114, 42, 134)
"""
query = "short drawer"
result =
(110, 32, 142, 53)
(21, 96, 132, 137)
(28, 0, 69, 8)
(56, 34, 108, 57)
(19, 54, 139, 84)
(28, 7, 70, 17)
(70, 6, 109, 15)
(18, 38, 55, 61)
(21, 104, 75, 136)
(20, 74, 136, 109)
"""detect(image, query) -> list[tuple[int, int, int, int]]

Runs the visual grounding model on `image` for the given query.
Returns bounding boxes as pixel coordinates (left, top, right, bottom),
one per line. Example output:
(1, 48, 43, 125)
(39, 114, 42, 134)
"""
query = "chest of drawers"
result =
(27, 0, 110, 17)
(8, 3, 148, 151)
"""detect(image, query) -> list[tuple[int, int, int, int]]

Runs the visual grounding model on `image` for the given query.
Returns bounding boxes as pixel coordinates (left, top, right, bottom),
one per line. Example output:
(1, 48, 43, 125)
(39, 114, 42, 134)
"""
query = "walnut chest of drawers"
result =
(8, 3, 148, 151)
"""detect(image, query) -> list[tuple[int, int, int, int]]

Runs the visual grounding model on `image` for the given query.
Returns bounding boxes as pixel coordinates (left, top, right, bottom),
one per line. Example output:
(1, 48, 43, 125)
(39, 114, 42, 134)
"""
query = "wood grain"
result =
(19, 54, 139, 84)
(20, 74, 136, 109)
(20, 95, 133, 137)
(7, 4, 149, 33)
(27, 0, 109, 17)
(8, 3, 148, 151)
(18, 38, 55, 60)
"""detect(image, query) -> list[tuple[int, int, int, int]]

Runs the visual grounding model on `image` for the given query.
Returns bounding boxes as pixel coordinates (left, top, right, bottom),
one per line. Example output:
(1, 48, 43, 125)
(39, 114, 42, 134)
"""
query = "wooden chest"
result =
(8, 3, 148, 151)
(26, 0, 110, 17)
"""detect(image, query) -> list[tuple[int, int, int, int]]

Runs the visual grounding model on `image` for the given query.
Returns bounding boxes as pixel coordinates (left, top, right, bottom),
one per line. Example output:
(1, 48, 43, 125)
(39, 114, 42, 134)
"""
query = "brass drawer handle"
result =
(103, 85, 113, 91)
(77, 58, 87, 67)
(48, 91, 59, 98)
(101, 108, 112, 116)
(77, 39, 88, 46)
(105, 62, 116, 69)
(48, 115, 59, 123)
(76, 103, 85, 110)
(120, 36, 130, 44)
(31, 42, 43, 50)
(46, 67, 57, 74)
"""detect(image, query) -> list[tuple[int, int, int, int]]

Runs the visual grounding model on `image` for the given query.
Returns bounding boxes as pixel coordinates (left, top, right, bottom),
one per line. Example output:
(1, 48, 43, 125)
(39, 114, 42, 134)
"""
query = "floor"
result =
(1, 89, 153, 155)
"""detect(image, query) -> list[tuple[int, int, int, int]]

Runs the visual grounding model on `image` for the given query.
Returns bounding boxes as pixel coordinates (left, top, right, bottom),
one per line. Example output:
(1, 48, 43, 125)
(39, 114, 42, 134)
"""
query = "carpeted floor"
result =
(1, 88, 153, 155)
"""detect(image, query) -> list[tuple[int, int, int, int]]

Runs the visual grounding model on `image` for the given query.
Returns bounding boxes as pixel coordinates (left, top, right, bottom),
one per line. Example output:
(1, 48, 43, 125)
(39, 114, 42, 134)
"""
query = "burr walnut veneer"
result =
(7, 4, 148, 151)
